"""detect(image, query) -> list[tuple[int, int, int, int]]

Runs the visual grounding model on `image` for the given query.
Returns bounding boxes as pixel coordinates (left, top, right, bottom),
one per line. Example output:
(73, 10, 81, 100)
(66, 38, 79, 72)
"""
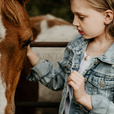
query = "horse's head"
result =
(0, 0, 33, 114)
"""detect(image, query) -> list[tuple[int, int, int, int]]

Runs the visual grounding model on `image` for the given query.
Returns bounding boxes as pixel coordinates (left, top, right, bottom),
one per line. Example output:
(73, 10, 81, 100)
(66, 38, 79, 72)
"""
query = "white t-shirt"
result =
(65, 52, 91, 114)
(78, 52, 91, 75)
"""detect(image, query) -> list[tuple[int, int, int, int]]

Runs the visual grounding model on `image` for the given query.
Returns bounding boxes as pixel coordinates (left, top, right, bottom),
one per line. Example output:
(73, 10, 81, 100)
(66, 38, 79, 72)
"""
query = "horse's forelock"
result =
(1, 0, 29, 25)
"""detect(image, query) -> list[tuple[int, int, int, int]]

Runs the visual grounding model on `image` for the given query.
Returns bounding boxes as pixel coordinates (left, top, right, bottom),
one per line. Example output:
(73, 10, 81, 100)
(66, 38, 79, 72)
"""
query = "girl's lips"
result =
(78, 30, 83, 34)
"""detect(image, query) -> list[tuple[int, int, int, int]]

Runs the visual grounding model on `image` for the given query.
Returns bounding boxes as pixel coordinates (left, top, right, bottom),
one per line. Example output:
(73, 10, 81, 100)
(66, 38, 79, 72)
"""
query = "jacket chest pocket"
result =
(86, 71, 114, 100)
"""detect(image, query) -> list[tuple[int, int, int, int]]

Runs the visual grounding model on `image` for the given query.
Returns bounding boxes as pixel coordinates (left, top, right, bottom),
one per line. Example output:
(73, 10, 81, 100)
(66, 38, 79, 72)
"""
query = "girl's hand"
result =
(27, 45, 32, 56)
(27, 45, 39, 66)
(68, 71, 86, 101)
(68, 71, 92, 110)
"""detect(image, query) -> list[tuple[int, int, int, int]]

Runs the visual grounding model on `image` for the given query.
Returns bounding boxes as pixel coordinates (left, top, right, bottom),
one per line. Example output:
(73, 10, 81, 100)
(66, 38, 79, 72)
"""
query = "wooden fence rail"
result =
(16, 102, 60, 108)
(30, 42, 68, 47)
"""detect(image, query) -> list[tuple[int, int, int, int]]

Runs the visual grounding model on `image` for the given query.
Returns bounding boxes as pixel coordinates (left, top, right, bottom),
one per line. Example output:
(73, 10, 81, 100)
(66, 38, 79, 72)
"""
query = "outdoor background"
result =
(26, 0, 73, 23)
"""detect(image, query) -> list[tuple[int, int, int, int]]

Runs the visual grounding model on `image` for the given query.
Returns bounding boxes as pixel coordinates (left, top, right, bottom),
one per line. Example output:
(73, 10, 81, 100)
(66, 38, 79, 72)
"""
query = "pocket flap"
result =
(88, 71, 114, 89)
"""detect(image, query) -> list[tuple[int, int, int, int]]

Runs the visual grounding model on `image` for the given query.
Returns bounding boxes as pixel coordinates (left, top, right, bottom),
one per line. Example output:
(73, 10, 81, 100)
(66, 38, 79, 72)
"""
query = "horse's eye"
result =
(22, 35, 33, 48)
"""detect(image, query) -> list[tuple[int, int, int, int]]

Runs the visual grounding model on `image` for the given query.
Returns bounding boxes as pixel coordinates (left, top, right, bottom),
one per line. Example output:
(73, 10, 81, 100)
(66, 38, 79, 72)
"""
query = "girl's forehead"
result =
(70, 0, 92, 13)
(70, 0, 90, 8)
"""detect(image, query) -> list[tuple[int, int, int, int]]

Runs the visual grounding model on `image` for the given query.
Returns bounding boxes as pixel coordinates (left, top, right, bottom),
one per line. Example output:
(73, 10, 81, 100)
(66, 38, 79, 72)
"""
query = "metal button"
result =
(112, 64, 114, 68)
(84, 78, 87, 82)
(95, 60, 99, 64)
(100, 81, 105, 87)
(75, 101, 79, 105)
(42, 59, 45, 62)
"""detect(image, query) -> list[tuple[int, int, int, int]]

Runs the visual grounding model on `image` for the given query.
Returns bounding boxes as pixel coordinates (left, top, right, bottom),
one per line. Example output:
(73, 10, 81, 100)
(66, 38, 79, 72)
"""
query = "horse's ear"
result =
(2, 0, 30, 25)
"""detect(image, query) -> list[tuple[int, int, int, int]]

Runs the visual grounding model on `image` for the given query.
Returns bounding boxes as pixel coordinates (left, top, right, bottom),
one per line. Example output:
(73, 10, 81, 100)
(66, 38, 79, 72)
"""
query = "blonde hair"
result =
(87, 0, 114, 38)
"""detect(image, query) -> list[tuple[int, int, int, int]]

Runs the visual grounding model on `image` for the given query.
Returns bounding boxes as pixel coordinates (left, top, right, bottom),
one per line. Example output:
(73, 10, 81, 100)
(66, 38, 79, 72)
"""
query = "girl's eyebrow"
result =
(73, 11, 86, 16)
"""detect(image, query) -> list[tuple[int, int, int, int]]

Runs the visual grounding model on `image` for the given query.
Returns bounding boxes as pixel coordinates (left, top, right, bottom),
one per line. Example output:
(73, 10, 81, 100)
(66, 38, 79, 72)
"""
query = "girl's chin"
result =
(82, 34, 93, 39)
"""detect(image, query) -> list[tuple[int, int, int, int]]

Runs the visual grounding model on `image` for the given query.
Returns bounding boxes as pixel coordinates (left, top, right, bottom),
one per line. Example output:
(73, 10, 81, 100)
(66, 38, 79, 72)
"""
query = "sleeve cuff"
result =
(27, 58, 52, 81)
(90, 95, 110, 114)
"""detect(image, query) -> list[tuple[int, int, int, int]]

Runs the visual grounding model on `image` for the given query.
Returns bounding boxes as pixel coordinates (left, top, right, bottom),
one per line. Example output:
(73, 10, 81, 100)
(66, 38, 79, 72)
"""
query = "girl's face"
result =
(71, 0, 106, 39)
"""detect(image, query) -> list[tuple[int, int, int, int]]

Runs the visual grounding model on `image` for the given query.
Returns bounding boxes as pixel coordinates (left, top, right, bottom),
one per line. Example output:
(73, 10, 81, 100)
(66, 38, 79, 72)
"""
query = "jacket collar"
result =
(98, 43, 114, 64)
(68, 34, 88, 52)
(68, 34, 114, 64)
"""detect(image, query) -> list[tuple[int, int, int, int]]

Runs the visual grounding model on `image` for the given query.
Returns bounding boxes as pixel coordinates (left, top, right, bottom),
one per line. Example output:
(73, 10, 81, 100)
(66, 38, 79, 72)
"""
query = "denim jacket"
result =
(27, 34, 114, 114)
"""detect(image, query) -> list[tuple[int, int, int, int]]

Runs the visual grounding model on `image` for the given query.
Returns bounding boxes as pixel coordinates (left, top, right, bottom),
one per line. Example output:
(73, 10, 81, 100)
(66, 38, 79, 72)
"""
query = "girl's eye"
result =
(79, 16, 84, 20)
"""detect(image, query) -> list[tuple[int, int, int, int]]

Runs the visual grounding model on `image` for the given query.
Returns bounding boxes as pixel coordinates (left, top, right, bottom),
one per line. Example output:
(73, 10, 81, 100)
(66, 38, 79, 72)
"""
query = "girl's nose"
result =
(73, 16, 79, 27)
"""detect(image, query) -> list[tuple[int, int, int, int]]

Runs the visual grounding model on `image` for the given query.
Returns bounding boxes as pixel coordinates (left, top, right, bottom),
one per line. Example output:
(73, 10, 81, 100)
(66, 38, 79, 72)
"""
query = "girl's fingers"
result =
(68, 81, 79, 91)
(68, 71, 84, 85)
(73, 71, 84, 79)
(68, 74, 81, 85)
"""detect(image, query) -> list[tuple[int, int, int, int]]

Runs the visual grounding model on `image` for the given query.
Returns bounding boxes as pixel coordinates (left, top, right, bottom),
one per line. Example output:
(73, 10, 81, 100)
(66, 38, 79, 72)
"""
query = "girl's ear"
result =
(104, 10, 113, 25)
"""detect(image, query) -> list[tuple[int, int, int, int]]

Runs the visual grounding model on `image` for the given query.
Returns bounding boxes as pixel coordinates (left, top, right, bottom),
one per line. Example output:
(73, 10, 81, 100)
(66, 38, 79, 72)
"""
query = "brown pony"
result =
(0, 0, 33, 114)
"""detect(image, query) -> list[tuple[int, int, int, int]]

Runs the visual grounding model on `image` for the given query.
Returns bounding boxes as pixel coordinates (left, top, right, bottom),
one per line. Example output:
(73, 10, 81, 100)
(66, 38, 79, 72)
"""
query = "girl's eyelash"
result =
(78, 16, 84, 20)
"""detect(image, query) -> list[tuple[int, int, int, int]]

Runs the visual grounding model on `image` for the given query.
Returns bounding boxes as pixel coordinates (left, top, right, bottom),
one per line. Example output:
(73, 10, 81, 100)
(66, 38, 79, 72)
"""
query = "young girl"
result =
(27, 0, 114, 113)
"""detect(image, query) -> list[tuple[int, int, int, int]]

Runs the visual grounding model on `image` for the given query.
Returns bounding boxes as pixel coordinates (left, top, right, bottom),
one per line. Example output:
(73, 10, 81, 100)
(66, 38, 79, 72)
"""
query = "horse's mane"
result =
(0, 0, 29, 25)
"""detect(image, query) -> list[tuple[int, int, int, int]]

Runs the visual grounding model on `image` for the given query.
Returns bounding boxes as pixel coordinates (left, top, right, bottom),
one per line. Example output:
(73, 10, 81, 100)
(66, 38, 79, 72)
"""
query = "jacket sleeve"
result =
(27, 45, 70, 91)
(89, 95, 114, 114)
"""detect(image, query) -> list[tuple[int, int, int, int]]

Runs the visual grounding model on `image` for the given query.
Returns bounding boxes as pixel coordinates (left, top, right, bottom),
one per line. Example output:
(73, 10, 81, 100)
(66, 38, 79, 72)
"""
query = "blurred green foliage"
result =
(26, 0, 73, 23)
